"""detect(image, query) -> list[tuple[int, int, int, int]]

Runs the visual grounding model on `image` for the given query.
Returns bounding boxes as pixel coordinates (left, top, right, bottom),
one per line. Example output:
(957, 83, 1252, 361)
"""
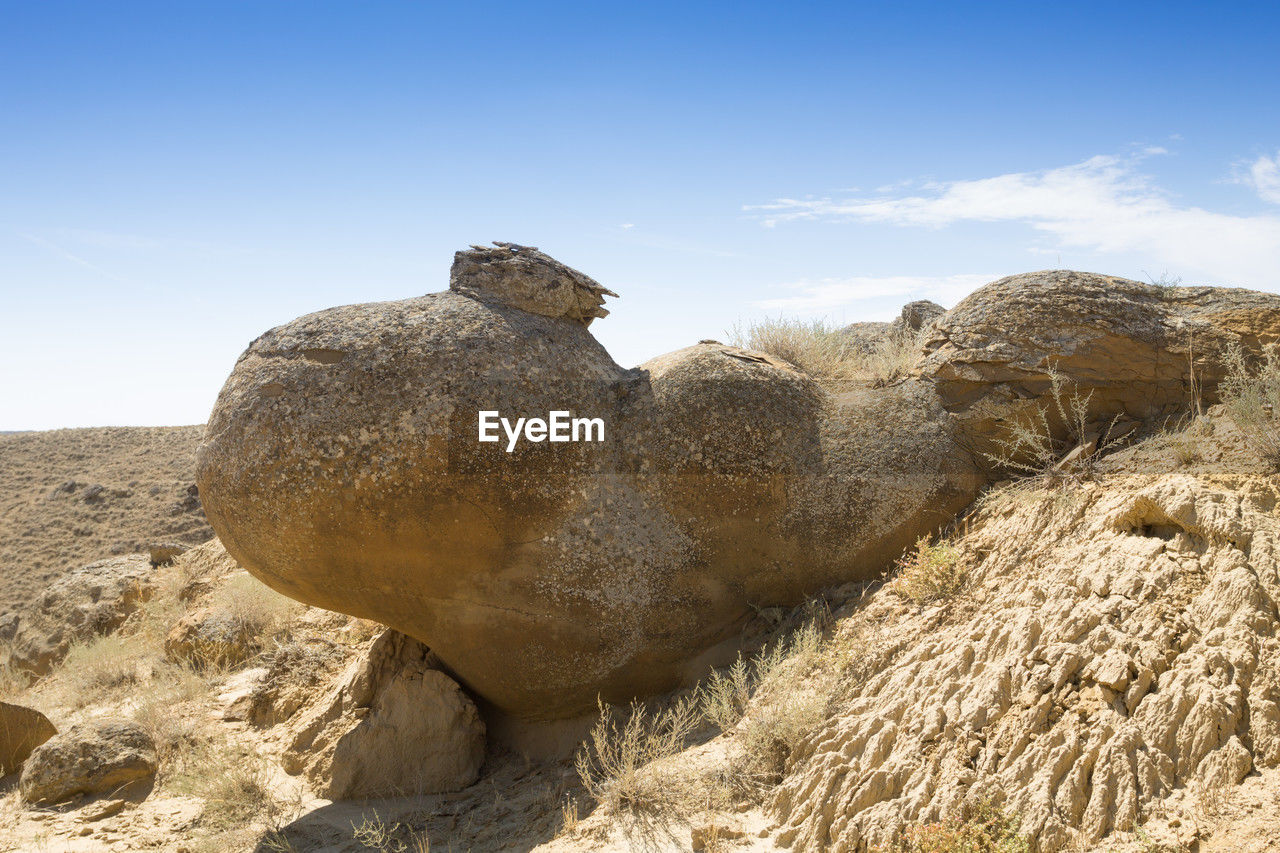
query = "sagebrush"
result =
(1220, 343, 1280, 467)
(892, 537, 965, 604)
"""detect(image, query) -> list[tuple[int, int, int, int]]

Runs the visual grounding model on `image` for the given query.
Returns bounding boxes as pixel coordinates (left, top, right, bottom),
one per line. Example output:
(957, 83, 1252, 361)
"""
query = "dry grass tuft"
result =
(350, 810, 432, 852)
(729, 317, 920, 385)
(574, 693, 702, 817)
(891, 537, 965, 604)
(729, 317, 859, 379)
(1221, 343, 1280, 468)
(54, 633, 153, 706)
(207, 573, 302, 643)
(0, 642, 27, 701)
(168, 736, 280, 831)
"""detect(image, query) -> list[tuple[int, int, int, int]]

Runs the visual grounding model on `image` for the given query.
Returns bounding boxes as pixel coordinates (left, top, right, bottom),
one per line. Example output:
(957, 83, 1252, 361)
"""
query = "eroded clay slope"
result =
(775, 473, 1280, 852)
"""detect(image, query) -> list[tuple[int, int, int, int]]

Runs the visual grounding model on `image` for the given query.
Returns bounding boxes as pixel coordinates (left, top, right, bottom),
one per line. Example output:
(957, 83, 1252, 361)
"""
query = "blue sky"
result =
(3, 1, 1280, 429)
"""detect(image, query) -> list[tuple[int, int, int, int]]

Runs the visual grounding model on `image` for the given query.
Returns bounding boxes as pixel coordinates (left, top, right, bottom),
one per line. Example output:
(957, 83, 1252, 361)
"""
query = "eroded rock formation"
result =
(774, 472, 1280, 852)
(197, 243, 982, 720)
(19, 719, 157, 805)
(8, 555, 155, 676)
(283, 629, 485, 798)
(914, 270, 1280, 464)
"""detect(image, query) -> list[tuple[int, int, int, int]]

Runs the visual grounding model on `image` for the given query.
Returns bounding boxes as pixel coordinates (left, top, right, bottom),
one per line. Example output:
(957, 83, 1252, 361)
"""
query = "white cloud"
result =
(1245, 151, 1280, 204)
(619, 223, 635, 230)
(747, 152, 1280, 290)
(755, 274, 996, 315)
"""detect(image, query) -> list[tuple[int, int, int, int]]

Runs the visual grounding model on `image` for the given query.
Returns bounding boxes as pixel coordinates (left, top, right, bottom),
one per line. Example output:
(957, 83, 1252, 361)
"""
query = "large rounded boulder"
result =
(197, 243, 982, 720)
(915, 270, 1280, 462)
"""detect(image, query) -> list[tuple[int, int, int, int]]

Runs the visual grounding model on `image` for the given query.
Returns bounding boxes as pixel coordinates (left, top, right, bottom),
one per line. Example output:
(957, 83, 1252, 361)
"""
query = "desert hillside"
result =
(0, 427, 213, 615)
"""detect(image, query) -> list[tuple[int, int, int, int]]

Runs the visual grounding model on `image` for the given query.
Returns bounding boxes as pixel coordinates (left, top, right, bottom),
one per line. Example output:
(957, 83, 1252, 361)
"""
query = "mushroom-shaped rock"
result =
(197, 245, 983, 720)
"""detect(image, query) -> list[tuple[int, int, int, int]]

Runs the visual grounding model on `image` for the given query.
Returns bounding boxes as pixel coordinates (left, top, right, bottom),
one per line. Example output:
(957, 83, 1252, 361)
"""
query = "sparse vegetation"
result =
(729, 316, 920, 385)
(574, 693, 702, 816)
(1220, 343, 1280, 468)
(1144, 270, 1184, 297)
(876, 800, 1030, 853)
(1147, 414, 1212, 468)
(208, 572, 302, 639)
(350, 811, 430, 852)
(982, 367, 1100, 483)
(573, 605, 837, 837)
(891, 537, 965, 604)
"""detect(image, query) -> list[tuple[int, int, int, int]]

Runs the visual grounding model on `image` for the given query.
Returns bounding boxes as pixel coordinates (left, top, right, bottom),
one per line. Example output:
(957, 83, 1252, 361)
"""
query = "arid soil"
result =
(0, 427, 212, 615)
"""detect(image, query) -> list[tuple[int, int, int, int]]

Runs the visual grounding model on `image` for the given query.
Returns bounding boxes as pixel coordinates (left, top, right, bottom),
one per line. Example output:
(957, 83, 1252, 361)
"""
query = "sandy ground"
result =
(0, 427, 212, 616)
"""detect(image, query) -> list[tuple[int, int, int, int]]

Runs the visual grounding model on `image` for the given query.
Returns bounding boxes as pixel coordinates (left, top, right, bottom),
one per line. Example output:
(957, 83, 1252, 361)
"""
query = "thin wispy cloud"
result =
(754, 274, 995, 315)
(18, 232, 132, 284)
(1244, 151, 1280, 204)
(747, 151, 1280, 290)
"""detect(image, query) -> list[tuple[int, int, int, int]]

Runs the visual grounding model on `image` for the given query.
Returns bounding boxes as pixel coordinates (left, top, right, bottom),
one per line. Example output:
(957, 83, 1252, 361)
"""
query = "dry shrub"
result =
(701, 655, 754, 732)
(574, 605, 838, 835)
(983, 367, 1096, 482)
(574, 693, 701, 817)
(729, 318, 919, 385)
(731, 618, 831, 785)
(736, 683, 828, 785)
(876, 800, 1029, 853)
(891, 537, 965, 604)
(1221, 343, 1280, 467)
(350, 811, 431, 852)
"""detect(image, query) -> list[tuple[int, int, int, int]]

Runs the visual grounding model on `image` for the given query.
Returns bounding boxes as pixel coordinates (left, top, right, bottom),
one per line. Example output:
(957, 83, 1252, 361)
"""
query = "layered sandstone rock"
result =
(197, 244, 982, 719)
(914, 270, 1280, 463)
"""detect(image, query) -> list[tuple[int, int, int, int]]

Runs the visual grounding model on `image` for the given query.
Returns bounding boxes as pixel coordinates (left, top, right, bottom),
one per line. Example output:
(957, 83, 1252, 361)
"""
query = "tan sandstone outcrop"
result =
(8, 554, 155, 676)
(197, 243, 983, 719)
(0, 701, 57, 776)
(283, 629, 485, 798)
(20, 718, 157, 805)
(914, 271, 1280, 463)
(773, 471, 1280, 852)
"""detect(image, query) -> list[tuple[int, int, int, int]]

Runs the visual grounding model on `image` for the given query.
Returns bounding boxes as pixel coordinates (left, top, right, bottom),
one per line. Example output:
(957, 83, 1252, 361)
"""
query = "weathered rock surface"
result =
(9, 554, 154, 676)
(198, 244, 983, 719)
(775, 473, 1280, 852)
(840, 300, 945, 353)
(451, 241, 617, 325)
(283, 630, 485, 798)
(0, 701, 57, 776)
(20, 718, 157, 804)
(914, 271, 1280, 463)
